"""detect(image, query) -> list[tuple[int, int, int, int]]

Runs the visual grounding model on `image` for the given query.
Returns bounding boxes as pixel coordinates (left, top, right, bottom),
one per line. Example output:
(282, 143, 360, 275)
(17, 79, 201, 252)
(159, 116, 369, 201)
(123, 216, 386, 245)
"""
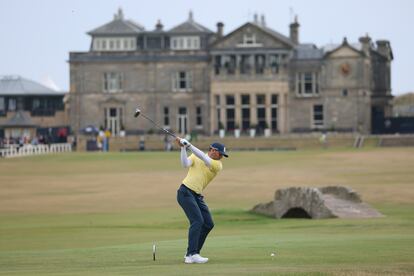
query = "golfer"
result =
(175, 137, 228, 264)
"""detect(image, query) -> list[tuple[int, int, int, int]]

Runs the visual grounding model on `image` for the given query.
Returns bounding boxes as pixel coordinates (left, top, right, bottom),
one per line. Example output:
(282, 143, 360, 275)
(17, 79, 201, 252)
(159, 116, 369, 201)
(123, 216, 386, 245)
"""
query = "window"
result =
(271, 94, 278, 131)
(172, 71, 192, 92)
(304, 73, 313, 94)
(216, 95, 221, 129)
(241, 95, 250, 130)
(93, 37, 136, 51)
(32, 98, 40, 109)
(171, 36, 200, 50)
(255, 55, 265, 74)
(163, 107, 169, 127)
(103, 72, 123, 93)
(237, 33, 263, 47)
(8, 98, 16, 111)
(256, 94, 266, 105)
(214, 56, 221, 75)
(0, 97, 5, 116)
(269, 55, 280, 74)
(221, 55, 236, 75)
(226, 95, 235, 130)
(256, 95, 266, 131)
(313, 105, 324, 128)
(296, 72, 319, 96)
(196, 106, 202, 127)
(240, 55, 252, 74)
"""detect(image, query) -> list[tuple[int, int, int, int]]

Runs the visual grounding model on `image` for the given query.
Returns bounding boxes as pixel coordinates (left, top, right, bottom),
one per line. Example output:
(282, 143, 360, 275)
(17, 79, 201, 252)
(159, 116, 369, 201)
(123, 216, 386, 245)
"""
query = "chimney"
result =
(359, 34, 371, 56)
(216, 22, 224, 38)
(261, 14, 266, 27)
(114, 7, 124, 20)
(376, 40, 393, 60)
(253, 13, 259, 24)
(289, 15, 300, 44)
(188, 10, 194, 22)
(155, 19, 164, 31)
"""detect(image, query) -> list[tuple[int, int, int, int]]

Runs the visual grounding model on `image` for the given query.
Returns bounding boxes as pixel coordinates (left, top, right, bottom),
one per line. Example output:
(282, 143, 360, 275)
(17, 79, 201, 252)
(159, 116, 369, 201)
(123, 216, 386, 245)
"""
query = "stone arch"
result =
(281, 207, 312, 219)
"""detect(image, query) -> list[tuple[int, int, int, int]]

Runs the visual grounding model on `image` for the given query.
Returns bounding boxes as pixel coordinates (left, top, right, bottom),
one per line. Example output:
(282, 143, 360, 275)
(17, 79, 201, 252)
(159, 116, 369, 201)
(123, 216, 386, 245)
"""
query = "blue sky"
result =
(0, 0, 412, 95)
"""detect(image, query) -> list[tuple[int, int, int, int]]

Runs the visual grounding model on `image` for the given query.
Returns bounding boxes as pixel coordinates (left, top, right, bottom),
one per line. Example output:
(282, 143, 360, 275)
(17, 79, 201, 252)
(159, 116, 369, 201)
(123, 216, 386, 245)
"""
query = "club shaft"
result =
(140, 113, 177, 138)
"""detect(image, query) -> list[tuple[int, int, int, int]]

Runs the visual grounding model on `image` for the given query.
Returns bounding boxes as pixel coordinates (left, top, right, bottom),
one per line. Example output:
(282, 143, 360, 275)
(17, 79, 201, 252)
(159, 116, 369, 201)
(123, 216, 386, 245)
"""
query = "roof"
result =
(321, 42, 363, 54)
(294, 44, 324, 59)
(88, 8, 144, 36)
(1, 111, 37, 127)
(250, 22, 294, 47)
(0, 76, 66, 96)
(169, 11, 212, 34)
(212, 22, 295, 48)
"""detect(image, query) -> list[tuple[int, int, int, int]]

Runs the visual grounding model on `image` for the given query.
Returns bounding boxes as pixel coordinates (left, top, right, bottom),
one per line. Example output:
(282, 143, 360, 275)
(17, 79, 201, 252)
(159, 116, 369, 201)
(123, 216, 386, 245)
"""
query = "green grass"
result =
(1, 149, 414, 275)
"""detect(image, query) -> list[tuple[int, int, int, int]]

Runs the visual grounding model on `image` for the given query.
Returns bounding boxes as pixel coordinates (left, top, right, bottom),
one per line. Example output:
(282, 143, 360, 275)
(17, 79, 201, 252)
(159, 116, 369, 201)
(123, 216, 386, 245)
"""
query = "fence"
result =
(0, 143, 72, 158)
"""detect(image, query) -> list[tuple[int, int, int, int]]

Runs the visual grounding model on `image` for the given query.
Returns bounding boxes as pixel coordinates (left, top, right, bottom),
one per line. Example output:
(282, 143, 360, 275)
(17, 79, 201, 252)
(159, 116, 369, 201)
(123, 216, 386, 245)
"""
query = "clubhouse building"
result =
(68, 9, 393, 136)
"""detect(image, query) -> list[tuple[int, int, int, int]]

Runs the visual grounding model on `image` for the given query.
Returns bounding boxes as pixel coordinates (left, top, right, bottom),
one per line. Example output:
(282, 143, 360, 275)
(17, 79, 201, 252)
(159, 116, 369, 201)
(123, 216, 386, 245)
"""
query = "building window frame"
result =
(172, 71, 192, 92)
(103, 72, 123, 93)
(226, 95, 235, 130)
(216, 95, 222, 130)
(171, 36, 200, 50)
(256, 94, 266, 131)
(8, 98, 16, 111)
(196, 106, 203, 128)
(271, 94, 278, 131)
(0, 97, 5, 116)
(296, 72, 320, 97)
(241, 94, 250, 130)
(163, 107, 170, 128)
(312, 104, 324, 128)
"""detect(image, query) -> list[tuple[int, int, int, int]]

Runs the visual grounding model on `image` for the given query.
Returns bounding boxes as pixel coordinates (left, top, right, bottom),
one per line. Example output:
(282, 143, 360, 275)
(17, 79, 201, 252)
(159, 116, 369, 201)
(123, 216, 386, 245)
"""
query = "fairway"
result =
(1, 148, 414, 275)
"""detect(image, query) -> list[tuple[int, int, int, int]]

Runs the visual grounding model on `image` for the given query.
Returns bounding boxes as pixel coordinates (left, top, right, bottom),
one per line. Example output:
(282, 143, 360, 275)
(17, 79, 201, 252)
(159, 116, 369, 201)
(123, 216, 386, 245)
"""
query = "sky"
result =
(0, 0, 412, 95)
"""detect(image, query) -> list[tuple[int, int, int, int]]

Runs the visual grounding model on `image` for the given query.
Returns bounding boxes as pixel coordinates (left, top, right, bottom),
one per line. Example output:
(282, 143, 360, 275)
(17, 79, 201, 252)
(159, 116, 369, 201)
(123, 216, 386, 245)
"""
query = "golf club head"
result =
(134, 108, 141, 118)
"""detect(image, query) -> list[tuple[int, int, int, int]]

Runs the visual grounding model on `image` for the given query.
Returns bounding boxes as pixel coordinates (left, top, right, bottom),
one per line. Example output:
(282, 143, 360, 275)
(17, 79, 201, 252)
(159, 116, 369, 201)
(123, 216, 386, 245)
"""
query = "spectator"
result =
(104, 128, 111, 152)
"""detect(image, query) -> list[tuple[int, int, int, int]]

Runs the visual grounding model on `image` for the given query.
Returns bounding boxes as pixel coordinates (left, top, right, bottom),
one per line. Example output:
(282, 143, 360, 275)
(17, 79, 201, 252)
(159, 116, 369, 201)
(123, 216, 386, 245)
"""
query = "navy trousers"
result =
(177, 184, 214, 256)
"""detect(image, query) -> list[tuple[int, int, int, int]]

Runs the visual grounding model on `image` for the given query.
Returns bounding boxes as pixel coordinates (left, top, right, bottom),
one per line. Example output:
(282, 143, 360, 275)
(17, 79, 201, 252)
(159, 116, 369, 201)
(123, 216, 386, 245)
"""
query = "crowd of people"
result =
(0, 135, 53, 149)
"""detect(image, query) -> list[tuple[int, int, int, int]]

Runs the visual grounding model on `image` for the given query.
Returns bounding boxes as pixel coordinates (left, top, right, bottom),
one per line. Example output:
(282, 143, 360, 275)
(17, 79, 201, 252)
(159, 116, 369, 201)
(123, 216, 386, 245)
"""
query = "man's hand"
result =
(180, 138, 191, 148)
(175, 137, 183, 147)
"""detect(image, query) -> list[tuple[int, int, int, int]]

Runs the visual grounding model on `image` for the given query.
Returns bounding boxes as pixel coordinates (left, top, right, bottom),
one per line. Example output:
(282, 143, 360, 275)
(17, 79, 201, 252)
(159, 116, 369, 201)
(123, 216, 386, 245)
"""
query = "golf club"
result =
(134, 107, 178, 139)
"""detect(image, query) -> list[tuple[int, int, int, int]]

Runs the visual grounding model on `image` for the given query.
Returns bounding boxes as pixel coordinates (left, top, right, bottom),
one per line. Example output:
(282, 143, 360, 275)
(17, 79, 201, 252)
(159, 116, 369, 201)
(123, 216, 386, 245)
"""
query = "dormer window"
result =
(244, 34, 256, 44)
(237, 34, 263, 47)
(93, 37, 136, 51)
(171, 36, 200, 50)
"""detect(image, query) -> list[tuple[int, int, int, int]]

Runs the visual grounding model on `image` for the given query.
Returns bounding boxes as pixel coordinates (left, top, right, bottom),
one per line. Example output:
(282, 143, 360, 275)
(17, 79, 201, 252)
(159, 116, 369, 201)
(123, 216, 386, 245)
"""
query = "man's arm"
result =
(179, 138, 212, 168)
(175, 137, 192, 168)
(180, 146, 192, 168)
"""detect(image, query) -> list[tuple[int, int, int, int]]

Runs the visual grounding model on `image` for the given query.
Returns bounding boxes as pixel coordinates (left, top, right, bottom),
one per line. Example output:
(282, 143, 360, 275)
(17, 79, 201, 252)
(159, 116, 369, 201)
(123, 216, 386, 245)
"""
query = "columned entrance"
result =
(177, 107, 188, 135)
(104, 107, 122, 136)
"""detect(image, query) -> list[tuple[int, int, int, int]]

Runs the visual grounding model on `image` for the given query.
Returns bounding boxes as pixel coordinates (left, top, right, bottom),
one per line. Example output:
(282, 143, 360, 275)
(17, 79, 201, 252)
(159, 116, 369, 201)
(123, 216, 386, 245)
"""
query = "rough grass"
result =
(0, 148, 414, 275)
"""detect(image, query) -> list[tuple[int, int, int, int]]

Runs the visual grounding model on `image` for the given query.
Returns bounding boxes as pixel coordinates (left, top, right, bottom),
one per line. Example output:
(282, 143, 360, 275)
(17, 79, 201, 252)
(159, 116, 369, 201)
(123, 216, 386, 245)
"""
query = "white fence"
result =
(0, 143, 72, 158)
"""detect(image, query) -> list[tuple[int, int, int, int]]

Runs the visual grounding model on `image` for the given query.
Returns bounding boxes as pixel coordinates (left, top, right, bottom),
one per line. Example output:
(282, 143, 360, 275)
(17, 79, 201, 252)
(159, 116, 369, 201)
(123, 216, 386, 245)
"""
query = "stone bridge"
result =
(251, 186, 383, 219)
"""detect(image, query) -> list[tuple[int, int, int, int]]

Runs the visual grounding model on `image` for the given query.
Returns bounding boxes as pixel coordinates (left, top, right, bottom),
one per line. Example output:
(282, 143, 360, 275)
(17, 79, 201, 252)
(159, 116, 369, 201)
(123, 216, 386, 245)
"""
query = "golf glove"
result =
(180, 138, 191, 148)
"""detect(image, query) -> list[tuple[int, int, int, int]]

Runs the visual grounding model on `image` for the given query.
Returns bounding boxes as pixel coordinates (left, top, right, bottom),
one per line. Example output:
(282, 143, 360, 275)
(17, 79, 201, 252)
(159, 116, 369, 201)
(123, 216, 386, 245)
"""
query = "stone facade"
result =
(68, 10, 393, 136)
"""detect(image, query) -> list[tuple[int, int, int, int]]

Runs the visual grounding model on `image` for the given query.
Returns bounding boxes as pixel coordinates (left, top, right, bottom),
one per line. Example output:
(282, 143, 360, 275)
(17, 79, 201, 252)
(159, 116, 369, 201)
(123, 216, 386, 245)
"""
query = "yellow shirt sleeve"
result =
(189, 154, 196, 166)
(209, 159, 223, 173)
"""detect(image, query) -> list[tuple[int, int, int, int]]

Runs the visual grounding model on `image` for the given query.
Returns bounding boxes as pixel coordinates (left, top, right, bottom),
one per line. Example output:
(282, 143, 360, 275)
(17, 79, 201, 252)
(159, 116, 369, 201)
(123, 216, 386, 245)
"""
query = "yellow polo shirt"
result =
(182, 154, 222, 194)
